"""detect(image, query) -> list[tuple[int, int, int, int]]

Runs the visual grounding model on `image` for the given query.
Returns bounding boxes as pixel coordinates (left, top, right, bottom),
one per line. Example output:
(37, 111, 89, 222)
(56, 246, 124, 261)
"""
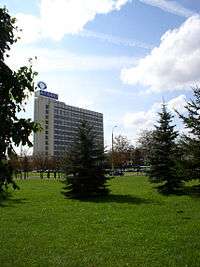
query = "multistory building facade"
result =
(33, 87, 104, 157)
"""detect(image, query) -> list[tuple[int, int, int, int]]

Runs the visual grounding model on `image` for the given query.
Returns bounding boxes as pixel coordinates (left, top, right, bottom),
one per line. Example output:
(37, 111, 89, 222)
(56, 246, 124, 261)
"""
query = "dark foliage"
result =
(148, 104, 181, 193)
(176, 86, 200, 181)
(63, 121, 109, 198)
(0, 7, 40, 194)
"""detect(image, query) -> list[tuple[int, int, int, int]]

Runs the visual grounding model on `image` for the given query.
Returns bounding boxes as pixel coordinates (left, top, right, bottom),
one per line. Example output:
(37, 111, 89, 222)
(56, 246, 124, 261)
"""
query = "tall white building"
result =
(33, 86, 104, 157)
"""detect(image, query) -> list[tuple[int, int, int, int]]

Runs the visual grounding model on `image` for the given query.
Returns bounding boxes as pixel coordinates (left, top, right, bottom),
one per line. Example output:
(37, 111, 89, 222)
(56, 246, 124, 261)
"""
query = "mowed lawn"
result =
(0, 176, 200, 267)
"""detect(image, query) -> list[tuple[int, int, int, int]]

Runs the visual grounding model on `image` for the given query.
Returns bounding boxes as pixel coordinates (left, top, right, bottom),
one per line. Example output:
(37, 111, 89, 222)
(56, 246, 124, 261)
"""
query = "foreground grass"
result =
(0, 176, 200, 267)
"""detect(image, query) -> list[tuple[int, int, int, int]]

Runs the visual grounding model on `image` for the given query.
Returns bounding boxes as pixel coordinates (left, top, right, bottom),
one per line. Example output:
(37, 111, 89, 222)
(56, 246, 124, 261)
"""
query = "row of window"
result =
(54, 140, 72, 146)
(54, 134, 74, 140)
(54, 136, 76, 142)
(54, 146, 69, 152)
(54, 129, 77, 135)
(54, 120, 103, 128)
(54, 114, 102, 123)
(54, 120, 79, 126)
(59, 123, 100, 129)
(54, 129, 103, 138)
(54, 106, 102, 117)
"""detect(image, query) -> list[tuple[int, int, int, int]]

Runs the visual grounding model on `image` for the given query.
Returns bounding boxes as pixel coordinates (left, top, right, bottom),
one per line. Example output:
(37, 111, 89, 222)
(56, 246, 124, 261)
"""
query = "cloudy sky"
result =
(3, 0, 200, 147)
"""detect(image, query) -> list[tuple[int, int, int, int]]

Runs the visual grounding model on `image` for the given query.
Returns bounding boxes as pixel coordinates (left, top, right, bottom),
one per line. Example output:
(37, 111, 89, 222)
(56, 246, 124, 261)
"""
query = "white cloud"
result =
(116, 0, 131, 9)
(121, 15, 200, 92)
(123, 102, 158, 130)
(16, 13, 42, 44)
(15, 0, 195, 44)
(123, 95, 186, 132)
(139, 0, 195, 18)
(167, 94, 186, 113)
(6, 45, 136, 72)
(16, 0, 130, 43)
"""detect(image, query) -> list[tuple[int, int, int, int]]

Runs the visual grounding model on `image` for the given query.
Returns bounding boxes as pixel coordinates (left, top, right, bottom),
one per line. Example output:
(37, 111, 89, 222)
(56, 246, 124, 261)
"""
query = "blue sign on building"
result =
(39, 90, 58, 100)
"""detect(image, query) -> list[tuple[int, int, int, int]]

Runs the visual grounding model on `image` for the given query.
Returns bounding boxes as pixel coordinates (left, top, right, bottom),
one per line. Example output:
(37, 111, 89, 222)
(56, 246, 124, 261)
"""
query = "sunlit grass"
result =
(0, 176, 199, 267)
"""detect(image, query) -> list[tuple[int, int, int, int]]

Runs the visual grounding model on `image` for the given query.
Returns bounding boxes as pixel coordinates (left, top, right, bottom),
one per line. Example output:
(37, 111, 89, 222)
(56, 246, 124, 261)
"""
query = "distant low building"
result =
(33, 84, 104, 157)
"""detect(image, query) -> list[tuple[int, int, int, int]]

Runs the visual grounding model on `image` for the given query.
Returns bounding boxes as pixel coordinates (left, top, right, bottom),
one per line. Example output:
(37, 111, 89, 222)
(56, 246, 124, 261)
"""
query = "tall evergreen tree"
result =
(64, 121, 109, 198)
(176, 86, 200, 180)
(148, 104, 180, 193)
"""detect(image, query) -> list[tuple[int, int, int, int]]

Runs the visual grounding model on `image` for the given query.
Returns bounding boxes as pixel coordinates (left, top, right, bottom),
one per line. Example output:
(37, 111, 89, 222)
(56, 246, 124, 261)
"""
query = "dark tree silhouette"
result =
(64, 121, 109, 198)
(0, 7, 40, 194)
(176, 86, 200, 181)
(148, 104, 181, 193)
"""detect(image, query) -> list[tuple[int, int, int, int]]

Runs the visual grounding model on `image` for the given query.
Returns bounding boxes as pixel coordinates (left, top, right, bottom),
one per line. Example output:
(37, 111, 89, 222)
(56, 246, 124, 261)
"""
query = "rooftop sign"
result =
(37, 81, 47, 90)
(39, 90, 58, 100)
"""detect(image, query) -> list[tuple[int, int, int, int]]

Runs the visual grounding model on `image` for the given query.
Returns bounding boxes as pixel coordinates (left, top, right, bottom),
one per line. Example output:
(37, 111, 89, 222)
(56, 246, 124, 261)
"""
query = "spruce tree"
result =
(149, 104, 180, 193)
(176, 86, 200, 180)
(64, 121, 109, 198)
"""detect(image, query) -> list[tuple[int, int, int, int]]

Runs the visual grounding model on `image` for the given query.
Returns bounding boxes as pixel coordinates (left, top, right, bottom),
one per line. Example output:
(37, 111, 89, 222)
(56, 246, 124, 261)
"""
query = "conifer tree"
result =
(149, 104, 180, 193)
(64, 121, 109, 198)
(176, 86, 200, 180)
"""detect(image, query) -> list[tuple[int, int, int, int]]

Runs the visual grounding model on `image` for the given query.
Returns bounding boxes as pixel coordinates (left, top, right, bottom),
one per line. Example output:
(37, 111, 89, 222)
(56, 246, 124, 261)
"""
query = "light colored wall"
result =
(33, 92, 104, 157)
(33, 96, 45, 155)
(33, 95, 55, 157)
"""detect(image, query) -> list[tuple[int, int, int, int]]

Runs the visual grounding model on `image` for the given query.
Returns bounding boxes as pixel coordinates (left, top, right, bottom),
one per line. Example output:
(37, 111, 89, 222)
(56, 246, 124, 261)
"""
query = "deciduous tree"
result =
(112, 135, 131, 168)
(0, 7, 40, 194)
(137, 130, 156, 165)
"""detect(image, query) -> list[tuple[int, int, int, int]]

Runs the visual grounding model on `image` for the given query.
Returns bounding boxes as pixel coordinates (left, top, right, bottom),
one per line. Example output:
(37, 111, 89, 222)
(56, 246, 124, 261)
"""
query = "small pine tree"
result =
(64, 121, 109, 198)
(148, 104, 180, 193)
(176, 86, 200, 180)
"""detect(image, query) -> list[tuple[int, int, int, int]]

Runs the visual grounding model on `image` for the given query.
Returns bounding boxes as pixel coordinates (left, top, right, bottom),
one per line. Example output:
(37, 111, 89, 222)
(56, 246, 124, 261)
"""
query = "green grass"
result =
(0, 176, 200, 267)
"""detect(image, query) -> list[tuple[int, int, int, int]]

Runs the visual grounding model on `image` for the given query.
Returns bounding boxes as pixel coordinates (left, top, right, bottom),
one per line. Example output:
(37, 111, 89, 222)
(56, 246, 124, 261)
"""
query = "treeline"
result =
(109, 135, 145, 170)
(8, 143, 145, 180)
(9, 154, 63, 180)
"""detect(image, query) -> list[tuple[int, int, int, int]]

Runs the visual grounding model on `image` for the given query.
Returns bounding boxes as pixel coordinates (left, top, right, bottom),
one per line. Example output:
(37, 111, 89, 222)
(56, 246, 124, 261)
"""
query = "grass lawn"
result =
(0, 176, 200, 267)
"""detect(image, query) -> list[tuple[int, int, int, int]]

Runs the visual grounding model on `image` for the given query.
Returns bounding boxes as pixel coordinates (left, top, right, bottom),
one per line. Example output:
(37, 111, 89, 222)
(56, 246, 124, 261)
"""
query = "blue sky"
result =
(2, 0, 200, 147)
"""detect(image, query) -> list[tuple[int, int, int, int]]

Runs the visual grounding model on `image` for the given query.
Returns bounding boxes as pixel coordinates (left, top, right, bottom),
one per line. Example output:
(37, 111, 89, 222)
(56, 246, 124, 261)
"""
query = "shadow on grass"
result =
(180, 184, 200, 198)
(62, 191, 159, 205)
(0, 193, 27, 208)
(81, 194, 159, 205)
(155, 184, 200, 198)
